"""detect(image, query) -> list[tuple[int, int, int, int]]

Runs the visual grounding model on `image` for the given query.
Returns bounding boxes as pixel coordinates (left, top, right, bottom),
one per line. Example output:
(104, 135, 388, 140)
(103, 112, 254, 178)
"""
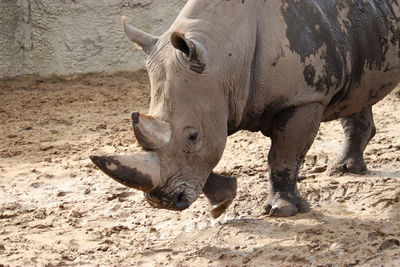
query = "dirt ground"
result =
(0, 70, 399, 266)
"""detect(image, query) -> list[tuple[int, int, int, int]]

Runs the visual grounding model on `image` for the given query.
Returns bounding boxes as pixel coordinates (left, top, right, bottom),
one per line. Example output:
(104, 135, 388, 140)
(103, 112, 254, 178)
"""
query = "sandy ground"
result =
(0, 70, 399, 266)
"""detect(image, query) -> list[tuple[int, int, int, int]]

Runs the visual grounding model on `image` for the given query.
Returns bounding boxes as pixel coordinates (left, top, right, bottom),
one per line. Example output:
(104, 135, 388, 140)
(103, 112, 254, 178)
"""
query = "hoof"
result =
(203, 173, 237, 218)
(210, 199, 233, 219)
(263, 196, 309, 217)
(328, 158, 367, 175)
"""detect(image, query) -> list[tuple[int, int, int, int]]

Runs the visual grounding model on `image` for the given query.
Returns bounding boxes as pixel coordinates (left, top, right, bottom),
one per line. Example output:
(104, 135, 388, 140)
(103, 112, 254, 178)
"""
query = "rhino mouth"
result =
(145, 184, 199, 210)
(144, 167, 202, 211)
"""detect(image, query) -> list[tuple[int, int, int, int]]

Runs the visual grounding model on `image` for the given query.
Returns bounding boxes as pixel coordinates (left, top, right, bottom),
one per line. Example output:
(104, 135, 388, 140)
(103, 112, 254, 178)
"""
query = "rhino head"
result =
(90, 17, 232, 211)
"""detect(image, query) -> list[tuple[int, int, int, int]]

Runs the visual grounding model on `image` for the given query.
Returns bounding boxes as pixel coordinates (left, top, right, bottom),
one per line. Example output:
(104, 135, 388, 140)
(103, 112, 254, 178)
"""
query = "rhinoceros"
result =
(90, 0, 400, 218)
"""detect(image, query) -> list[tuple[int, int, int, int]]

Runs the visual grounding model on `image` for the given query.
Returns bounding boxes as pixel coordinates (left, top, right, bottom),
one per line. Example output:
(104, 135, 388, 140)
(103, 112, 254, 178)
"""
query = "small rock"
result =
(30, 182, 41, 188)
(4, 202, 21, 211)
(107, 191, 133, 201)
(57, 191, 67, 197)
(330, 242, 342, 251)
(70, 210, 83, 218)
(107, 204, 121, 214)
(218, 253, 228, 260)
(246, 235, 255, 240)
(31, 223, 53, 229)
(97, 245, 109, 251)
(40, 145, 54, 151)
(310, 165, 327, 173)
(367, 231, 385, 241)
(96, 124, 107, 130)
(33, 209, 47, 219)
(379, 239, 400, 250)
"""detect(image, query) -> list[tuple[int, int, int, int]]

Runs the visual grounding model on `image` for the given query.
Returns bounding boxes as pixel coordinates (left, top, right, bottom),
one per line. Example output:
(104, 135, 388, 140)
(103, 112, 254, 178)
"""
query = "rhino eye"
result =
(188, 132, 198, 142)
(183, 127, 202, 153)
(184, 127, 199, 143)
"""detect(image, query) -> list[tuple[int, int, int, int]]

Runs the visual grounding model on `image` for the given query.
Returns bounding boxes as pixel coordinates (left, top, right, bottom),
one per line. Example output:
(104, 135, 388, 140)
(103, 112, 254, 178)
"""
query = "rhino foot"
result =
(329, 108, 374, 176)
(263, 194, 309, 217)
(203, 172, 237, 218)
(328, 157, 367, 176)
(210, 199, 234, 219)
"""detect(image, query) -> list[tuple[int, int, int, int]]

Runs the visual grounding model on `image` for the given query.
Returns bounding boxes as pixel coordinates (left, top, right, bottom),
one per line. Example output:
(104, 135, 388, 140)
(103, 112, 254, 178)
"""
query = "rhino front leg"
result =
(328, 107, 376, 175)
(203, 172, 237, 218)
(264, 103, 324, 217)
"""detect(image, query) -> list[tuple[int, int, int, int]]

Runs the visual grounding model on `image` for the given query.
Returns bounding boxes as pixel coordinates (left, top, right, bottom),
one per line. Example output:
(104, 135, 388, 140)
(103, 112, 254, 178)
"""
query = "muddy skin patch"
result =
(269, 168, 297, 194)
(257, 97, 290, 137)
(340, 107, 376, 150)
(303, 64, 316, 87)
(282, 0, 344, 94)
(282, 0, 400, 98)
(272, 106, 297, 133)
(370, 82, 395, 101)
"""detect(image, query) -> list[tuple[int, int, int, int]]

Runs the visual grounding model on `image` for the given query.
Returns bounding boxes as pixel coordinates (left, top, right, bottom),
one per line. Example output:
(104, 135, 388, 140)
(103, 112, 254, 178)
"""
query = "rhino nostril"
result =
(177, 192, 185, 203)
(175, 191, 191, 210)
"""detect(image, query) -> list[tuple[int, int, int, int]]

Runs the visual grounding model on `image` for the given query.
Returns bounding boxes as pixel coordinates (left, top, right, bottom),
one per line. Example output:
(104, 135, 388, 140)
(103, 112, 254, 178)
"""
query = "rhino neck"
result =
(171, 0, 265, 135)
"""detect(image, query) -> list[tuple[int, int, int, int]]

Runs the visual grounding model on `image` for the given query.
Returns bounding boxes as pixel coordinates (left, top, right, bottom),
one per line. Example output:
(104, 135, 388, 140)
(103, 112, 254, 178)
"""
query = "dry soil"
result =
(0, 70, 399, 266)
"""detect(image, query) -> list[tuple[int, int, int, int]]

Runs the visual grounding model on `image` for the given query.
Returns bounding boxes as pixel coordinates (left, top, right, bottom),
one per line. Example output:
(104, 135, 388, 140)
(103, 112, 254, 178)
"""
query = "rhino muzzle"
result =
(145, 187, 196, 211)
(144, 167, 202, 211)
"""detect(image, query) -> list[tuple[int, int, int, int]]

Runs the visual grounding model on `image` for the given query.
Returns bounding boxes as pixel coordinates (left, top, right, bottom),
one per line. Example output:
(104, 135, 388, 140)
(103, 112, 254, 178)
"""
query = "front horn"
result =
(90, 152, 162, 193)
(122, 16, 158, 55)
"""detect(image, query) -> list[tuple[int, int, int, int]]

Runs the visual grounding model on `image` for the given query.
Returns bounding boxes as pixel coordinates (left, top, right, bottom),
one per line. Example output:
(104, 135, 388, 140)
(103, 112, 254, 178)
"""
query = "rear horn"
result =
(122, 16, 158, 55)
(131, 112, 171, 151)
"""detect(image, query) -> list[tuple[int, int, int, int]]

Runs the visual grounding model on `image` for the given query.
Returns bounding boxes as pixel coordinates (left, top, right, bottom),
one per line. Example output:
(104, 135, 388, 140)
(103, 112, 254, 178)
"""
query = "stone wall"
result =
(0, 0, 186, 78)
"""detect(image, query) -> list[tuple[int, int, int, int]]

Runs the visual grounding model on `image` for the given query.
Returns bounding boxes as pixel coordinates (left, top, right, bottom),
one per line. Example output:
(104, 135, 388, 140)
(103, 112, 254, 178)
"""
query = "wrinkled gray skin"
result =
(91, 0, 400, 217)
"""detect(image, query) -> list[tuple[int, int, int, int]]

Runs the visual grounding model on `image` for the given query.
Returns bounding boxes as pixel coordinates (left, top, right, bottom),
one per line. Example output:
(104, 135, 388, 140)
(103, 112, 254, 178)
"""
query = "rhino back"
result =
(235, 0, 400, 132)
(170, 1, 400, 133)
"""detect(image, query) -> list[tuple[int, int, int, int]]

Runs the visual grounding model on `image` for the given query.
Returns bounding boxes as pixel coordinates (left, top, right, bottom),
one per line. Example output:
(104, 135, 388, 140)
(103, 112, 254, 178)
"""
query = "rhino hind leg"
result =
(264, 103, 324, 217)
(328, 107, 376, 175)
(203, 172, 237, 218)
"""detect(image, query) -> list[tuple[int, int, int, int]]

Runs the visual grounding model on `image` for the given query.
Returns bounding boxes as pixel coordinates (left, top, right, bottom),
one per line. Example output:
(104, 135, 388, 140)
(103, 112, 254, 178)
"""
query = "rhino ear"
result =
(171, 32, 193, 57)
(171, 32, 206, 73)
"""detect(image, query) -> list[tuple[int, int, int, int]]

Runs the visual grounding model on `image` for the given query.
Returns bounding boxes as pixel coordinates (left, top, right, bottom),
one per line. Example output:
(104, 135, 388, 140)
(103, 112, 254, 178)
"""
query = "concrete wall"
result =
(0, 0, 187, 78)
